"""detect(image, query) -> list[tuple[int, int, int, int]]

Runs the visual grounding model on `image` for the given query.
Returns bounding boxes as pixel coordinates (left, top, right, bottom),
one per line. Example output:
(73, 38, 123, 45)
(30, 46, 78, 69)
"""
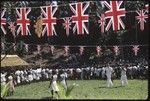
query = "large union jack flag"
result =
(1, 9, 7, 35)
(135, 10, 148, 31)
(16, 7, 31, 36)
(103, 1, 126, 32)
(41, 6, 57, 37)
(69, 2, 89, 35)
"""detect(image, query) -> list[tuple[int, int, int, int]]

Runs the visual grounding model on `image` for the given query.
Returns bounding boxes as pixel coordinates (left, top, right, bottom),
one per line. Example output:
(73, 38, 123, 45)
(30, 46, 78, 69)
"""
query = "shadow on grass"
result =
(41, 97, 53, 99)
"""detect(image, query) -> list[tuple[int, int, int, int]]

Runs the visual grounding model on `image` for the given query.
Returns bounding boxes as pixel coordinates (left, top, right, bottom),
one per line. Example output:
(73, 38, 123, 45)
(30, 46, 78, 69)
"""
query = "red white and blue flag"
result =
(70, 2, 89, 35)
(103, 1, 126, 32)
(1, 9, 7, 35)
(63, 17, 72, 36)
(16, 7, 31, 36)
(132, 45, 139, 56)
(135, 10, 148, 31)
(113, 46, 119, 56)
(41, 6, 57, 37)
(98, 14, 105, 33)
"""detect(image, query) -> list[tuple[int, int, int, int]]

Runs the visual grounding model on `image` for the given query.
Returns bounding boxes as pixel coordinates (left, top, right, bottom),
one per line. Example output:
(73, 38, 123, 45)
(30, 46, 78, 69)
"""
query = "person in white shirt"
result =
(120, 67, 128, 86)
(8, 74, 15, 96)
(59, 70, 68, 91)
(49, 70, 60, 99)
(105, 64, 113, 87)
(15, 70, 21, 85)
(1, 72, 7, 85)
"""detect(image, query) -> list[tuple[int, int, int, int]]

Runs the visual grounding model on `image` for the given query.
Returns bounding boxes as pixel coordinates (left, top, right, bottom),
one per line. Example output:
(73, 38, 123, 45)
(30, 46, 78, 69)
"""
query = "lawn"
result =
(5, 80, 148, 100)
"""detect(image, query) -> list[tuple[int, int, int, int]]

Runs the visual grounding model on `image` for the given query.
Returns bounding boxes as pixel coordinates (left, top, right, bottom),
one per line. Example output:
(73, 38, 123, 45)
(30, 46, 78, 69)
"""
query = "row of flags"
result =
(1, 1, 149, 37)
(1, 42, 143, 56)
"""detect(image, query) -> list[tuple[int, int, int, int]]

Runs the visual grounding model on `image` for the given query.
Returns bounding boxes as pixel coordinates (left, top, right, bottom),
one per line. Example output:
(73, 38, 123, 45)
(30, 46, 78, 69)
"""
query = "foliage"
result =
(1, 82, 10, 98)
(57, 82, 78, 99)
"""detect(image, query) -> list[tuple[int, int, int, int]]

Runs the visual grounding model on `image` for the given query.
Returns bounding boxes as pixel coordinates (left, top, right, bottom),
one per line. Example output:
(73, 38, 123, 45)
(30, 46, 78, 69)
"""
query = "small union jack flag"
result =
(8, 22, 16, 37)
(79, 46, 84, 55)
(70, 2, 89, 35)
(1, 9, 7, 35)
(24, 44, 28, 52)
(135, 10, 148, 31)
(113, 46, 119, 56)
(103, 1, 126, 32)
(132, 45, 139, 56)
(37, 45, 41, 54)
(50, 45, 55, 55)
(63, 17, 72, 36)
(64, 46, 69, 56)
(96, 46, 102, 56)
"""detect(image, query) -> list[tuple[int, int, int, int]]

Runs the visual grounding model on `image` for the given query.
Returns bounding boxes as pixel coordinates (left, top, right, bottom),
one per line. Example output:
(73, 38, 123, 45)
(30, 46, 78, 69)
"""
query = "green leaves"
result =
(1, 82, 10, 98)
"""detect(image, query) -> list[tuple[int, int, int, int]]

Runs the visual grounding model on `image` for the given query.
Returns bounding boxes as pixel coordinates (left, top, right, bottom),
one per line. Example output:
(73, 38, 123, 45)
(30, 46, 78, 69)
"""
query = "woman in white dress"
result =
(49, 70, 60, 98)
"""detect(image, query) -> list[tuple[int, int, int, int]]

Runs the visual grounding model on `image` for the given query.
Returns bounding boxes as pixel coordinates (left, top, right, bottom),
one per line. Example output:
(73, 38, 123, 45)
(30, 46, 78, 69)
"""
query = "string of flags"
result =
(1, 42, 147, 56)
(1, 1, 149, 37)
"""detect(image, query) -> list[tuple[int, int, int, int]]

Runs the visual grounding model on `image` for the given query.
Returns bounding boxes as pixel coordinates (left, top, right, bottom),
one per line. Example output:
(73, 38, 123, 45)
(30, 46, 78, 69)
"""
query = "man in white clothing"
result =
(120, 66, 128, 86)
(105, 64, 113, 87)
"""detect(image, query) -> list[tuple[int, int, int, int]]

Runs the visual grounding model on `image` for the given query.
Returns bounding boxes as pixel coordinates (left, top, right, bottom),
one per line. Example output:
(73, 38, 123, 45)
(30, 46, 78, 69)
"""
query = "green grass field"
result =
(5, 80, 148, 100)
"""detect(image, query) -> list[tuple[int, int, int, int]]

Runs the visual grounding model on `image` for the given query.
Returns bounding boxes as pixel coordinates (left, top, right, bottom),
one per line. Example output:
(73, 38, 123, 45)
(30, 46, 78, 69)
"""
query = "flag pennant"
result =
(16, 7, 31, 36)
(132, 45, 139, 56)
(64, 46, 69, 56)
(98, 14, 105, 33)
(103, 1, 126, 32)
(13, 43, 17, 51)
(37, 45, 41, 54)
(24, 44, 29, 52)
(41, 5, 57, 37)
(1, 9, 7, 35)
(63, 17, 72, 36)
(96, 46, 102, 56)
(1, 42, 5, 51)
(8, 22, 16, 37)
(50, 45, 55, 54)
(113, 46, 119, 56)
(79, 46, 84, 55)
(34, 15, 43, 38)
(135, 10, 148, 31)
(70, 2, 89, 35)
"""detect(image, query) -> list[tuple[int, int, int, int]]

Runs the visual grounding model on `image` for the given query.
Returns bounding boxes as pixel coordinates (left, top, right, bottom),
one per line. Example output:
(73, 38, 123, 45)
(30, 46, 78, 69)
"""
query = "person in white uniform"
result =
(49, 70, 60, 99)
(59, 70, 68, 91)
(1, 72, 7, 85)
(105, 64, 113, 87)
(120, 67, 128, 86)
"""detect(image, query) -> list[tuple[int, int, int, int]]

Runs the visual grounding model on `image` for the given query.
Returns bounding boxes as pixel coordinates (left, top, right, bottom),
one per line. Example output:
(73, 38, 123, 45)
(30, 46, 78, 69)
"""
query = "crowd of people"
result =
(1, 63, 148, 86)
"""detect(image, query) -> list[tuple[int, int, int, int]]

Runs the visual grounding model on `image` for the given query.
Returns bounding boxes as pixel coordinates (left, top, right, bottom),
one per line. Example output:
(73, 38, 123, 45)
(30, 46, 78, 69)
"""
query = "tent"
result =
(1, 55, 29, 67)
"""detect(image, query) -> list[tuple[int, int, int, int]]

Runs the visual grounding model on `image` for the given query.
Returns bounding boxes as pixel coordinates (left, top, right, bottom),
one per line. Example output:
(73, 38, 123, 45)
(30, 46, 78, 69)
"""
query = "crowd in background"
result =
(1, 61, 148, 86)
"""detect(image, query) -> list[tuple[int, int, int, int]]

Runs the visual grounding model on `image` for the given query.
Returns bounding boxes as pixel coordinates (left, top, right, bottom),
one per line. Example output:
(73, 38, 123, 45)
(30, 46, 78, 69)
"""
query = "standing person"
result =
(1, 72, 7, 85)
(59, 70, 68, 91)
(105, 64, 113, 88)
(49, 70, 60, 99)
(8, 74, 15, 96)
(120, 66, 128, 86)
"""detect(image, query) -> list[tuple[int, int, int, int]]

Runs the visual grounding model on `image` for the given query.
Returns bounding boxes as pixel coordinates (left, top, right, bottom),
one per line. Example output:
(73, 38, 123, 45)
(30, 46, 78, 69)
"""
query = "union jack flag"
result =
(79, 46, 84, 55)
(96, 46, 102, 56)
(135, 10, 148, 31)
(50, 45, 55, 55)
(8, 22, 16, 37)
(16, 7, 31, 36)
(103, 1, 126, 32)
(113, 46, 119, 56)
(70, 2, 89, 35)
(1, 9, 7, 35)
(98, 14, 105, 33)
(64, 46, 69, 56)
(63, 17, 72, 36)
(41, 6, 57, 37)
(24, 44, 29, 52)
(132, 45, 139, 56)
(37, 45, 41, 54)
